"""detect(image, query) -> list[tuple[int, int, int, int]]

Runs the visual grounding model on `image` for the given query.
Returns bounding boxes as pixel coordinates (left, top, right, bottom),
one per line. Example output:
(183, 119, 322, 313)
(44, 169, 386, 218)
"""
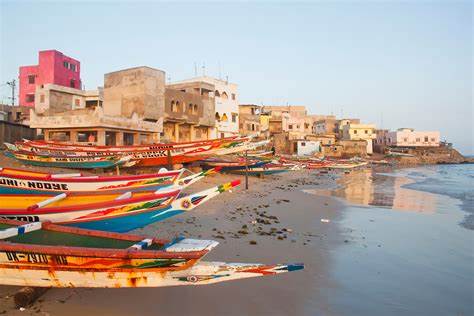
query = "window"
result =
(365, 130, 368, 134)
(49, 131, 70, 142)
(305, 123, 309, 129)
(231, 93, 236, 100)
(354, 130, 358, 134)
(193, 104, 198, 114)
(63, 61, 69, 68)
(70, 79, 75, 88)
(175, 101, 181, 112)
(221, 92, 229, 99)
(288, 124, 293, 130)
(301, 142, 306, 146)
(251, 124, 255, 131)
(188, 104, 193, 113)
(416, 138, 420, 142)
(221, 113, 228, 122)
(424, 136, 429, 142)
(214, 90, 220, 97)
(77, 131, 97, 143)
(215, 112, 220, 121)
(15, 112, 21, 121)
(231, 113, 238, 123)
(403, 138, 408, 142)
(297, 125, 300, 129)
(40, 94, 45, 103)
(70, 64, 76, 72)
(28, 75, 35, 84)
(251, 108, 255, 115)
(26, 94, 35, 102)
(431, 138, 435, 142)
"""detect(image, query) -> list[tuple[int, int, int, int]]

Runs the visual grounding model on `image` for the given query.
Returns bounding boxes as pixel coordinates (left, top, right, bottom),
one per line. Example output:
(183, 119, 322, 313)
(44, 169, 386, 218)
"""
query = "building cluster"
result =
(1, 49, 441, 157)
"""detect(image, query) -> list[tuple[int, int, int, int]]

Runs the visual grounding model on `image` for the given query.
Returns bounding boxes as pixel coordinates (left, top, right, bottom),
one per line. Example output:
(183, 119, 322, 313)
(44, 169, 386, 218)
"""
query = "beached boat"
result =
(0, 166, 220, 195)
(0, 219, 303, 288)
(0, 180, 239, 232)
(4, 150, 133, 169)
(228, 163, 293, 176)
(202, 157, 268, 171)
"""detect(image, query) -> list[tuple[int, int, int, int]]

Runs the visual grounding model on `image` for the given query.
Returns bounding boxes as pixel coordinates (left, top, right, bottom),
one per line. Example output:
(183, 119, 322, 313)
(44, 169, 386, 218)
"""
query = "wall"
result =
(390, 130, 440, 147)
(296, 140, 320, 156)
(103, 66, 165, 121)
(0, 121, 36, 144)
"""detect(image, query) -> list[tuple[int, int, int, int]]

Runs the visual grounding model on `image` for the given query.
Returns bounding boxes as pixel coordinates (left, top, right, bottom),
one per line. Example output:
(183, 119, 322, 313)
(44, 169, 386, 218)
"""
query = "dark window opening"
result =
(28, 75, 35, 84)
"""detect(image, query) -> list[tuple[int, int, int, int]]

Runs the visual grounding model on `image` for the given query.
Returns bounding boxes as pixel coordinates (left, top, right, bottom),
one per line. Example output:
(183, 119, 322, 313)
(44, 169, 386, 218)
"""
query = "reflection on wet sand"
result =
(305, 169, 438, 213)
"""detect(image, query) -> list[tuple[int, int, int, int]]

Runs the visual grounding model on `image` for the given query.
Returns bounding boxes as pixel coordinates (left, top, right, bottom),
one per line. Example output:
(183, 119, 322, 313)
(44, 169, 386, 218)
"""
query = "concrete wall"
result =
(164, 88, 215, 127)
(103, 67, 165, 121)
(0, 121, 36, 144)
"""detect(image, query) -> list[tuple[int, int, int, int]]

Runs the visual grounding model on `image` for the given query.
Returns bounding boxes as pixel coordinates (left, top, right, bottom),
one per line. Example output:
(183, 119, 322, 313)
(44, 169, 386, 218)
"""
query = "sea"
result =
(326, 164, 474, 316)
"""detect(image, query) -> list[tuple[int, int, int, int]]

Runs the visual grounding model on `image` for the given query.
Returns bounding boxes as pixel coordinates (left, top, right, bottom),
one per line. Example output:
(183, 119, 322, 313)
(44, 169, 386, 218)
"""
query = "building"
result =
(168, 76, 239, 138)
(238, 104, 262, 137)
(163, 85, 215, 142)
(292, 140, 320, 156)
(30, 67, 164, 145)
(306, 134, 336, 146)
(0, 104, 36, 144)
(376, 128, 440, 148)
(336, 118, 361, 138)
(341, 123, 376, 154)
(313, 116, 337, 135)
(19, 50, 82, 107)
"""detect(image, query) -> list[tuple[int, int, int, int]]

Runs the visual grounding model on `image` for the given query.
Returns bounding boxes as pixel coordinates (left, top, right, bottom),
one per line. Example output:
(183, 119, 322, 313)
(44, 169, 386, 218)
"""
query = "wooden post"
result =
(14, 287, 49, 308)
(115, 165, 120, 176)
(245, 150, 249, 190)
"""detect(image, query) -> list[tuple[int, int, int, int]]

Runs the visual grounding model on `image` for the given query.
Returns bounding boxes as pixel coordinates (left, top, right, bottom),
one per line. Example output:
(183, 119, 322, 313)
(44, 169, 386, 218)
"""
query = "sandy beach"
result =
(1, 159, 472, 316)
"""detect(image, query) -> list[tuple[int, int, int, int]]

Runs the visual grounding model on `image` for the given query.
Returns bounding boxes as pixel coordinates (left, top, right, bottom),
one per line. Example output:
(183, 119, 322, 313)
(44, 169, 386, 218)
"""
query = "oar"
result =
(115, 191, 132, 200)
(0, 222, 42, 239)
(50, 173, 82, 179)
(27, 193, 67, 211)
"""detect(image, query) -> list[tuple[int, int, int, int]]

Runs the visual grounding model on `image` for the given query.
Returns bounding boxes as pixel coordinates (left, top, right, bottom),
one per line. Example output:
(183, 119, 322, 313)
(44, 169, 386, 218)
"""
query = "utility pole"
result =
(6, 79, 16, 106)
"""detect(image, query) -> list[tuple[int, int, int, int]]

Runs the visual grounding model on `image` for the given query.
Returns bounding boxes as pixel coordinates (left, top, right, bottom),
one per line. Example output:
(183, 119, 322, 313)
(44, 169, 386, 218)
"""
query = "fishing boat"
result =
(0, 166, 220, 195)
(0, 219, 303, 287)
(0, 180, 239, 232)
(228, 163, 294, 176)
(202, 157, 268, 171)
(4, 150, 133, 169)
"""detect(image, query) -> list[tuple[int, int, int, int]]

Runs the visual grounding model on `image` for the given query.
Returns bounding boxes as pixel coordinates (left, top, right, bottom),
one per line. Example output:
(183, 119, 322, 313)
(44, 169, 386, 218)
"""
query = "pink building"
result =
(19, 50, 82, 107)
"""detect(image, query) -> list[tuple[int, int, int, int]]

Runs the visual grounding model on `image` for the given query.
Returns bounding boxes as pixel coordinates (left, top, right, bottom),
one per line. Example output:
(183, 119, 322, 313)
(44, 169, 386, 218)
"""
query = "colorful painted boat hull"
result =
(4, 151, 130, 169)
(0, 260, 303, 288)
(0, 167, 182, 195)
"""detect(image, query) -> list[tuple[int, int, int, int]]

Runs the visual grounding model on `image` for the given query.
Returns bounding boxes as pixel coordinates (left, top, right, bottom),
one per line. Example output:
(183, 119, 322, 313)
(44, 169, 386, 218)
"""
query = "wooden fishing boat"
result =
(0, 219, 303, 288)
(0, 166, 220, 195)
(202, 157, 268, 171)
(17, 136, 244, 153)
(228, 163, 293, 176)
(4, 150, 133, 169)
(0, 180, 239, 232)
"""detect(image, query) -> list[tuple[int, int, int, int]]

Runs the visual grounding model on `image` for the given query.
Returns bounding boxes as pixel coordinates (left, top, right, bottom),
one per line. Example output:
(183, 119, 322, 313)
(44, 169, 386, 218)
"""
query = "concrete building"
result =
(336, 118, 361, 138)
(313, 116, 338, 135)
(341, 123, 376, 154)
(0, 104, 36, 144)
(375, 128, 440, 148)
(163, 85, 216, 142)
(29, 67, 164, 145)
(19, 50, 82, 107)
(168, 76, 239, 138)
(238, 104, 262, 137)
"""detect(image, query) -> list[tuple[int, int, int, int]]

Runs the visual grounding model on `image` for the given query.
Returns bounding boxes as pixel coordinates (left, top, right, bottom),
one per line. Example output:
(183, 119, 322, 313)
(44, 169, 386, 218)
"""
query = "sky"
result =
(0, 1, 472, 154)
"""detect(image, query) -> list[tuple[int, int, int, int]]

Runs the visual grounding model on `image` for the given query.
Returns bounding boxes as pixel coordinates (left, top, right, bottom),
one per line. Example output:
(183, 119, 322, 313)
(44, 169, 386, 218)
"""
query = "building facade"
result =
(19, 50, 82, 107)
(375, 128, 440, 148)
(238, 104, 262, 137)
(29, 67, 164, 145)
(341, 123, 376, 154)
(168, 76, 239, 138)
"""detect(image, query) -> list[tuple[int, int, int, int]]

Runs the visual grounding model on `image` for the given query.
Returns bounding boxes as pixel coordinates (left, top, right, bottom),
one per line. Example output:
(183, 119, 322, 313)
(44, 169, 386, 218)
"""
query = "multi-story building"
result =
(313, 116, 338, 135)
(168, 76, 239, 138)
(19, 50, 82, 107)
(336, 118, 361, 138)
(238, 104, 262, 137)
(341, 123, 376, 154)
(375, 128, 440, 148)
(30, 66, 217, 145)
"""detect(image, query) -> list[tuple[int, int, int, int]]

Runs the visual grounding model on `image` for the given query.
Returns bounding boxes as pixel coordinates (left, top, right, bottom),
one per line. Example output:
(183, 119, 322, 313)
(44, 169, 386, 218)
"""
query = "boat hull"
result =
(4, 152, 125, 169)
(0, 261, 303, 288)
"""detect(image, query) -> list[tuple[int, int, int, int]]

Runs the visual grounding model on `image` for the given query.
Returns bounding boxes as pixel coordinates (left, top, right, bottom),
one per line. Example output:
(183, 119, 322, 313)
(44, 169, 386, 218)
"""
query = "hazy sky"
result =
(0, 1, 472, 154)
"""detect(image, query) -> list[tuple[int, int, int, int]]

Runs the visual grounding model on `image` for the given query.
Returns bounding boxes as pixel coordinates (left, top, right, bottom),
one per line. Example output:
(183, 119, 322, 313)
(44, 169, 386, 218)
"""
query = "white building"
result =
(168, 76, 239, 138)
(376, 128, 440, 147)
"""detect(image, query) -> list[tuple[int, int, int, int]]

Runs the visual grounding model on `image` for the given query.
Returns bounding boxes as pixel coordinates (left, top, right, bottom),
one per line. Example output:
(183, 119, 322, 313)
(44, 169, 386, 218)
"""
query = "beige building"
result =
(341, 123, 376, 154)
(238, 104, 262, 137)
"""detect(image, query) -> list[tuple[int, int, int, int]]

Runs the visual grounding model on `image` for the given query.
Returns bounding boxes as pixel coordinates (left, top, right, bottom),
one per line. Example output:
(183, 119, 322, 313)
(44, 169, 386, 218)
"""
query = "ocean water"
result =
(328, 165, 474, 316)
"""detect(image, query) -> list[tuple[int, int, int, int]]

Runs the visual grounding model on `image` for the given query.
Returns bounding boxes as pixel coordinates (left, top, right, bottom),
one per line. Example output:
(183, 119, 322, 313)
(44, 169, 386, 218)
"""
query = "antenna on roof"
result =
(218, 62, 222, 80)
(225, 75, 228, 84)
(194, 62, 198, 77)
(202, 62, 206, 76)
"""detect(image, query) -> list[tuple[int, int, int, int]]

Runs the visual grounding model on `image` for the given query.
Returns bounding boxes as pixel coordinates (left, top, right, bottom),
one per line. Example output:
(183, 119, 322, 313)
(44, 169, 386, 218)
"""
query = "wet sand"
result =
(0, 162, 349, 316)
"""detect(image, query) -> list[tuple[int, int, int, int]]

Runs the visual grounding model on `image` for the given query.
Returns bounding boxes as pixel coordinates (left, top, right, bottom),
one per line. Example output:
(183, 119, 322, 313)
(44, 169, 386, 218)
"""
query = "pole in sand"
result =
(245, 150, 249, 190)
